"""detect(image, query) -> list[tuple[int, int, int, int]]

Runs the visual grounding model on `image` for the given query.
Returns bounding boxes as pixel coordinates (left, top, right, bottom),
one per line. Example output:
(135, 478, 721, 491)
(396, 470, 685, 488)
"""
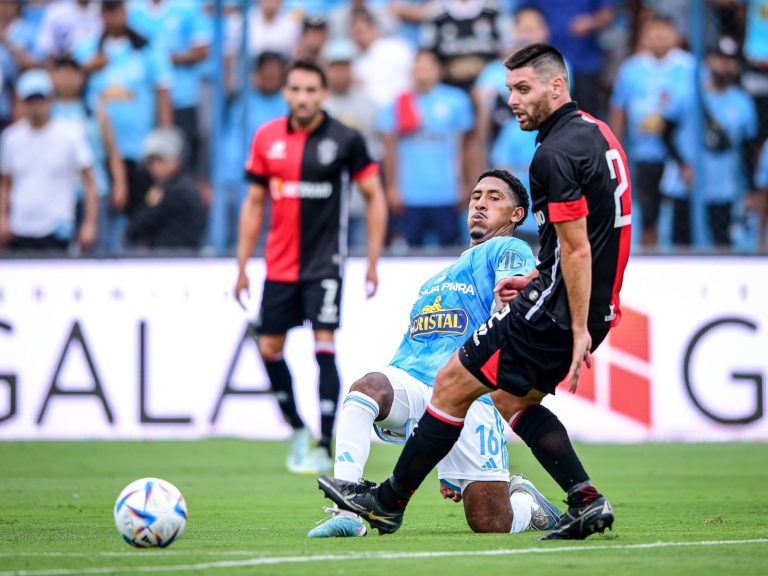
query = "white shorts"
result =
(374, 365, 510, 493)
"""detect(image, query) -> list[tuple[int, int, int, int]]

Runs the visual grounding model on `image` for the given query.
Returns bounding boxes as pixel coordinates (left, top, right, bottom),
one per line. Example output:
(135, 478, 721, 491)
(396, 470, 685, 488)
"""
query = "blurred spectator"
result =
(0, 0, 43, 71)
(420, 0, 503, 92)
(222, 50, 288, 246)
(294, 15, 328, 63)
(742, 0, 768, 143)
(699, 42, 757, 248)
(610, 14, 694, 248)
(328, 0, 400, 40)
(51, 55, 127, 255)
(73, 0, 173, 229)
(129, 0, 212, 174)
(661, 39, 758, 249)
(749, 140, 768, 252)
(246, 0, 301, 60)
(0, 69, 97, 253)
(0, 3, 19, 132)
(322, 38, 380, 249)
(350, 7, 414, 108)
(35, 0, 103, 62)
(520, 0, 615, 117)
(378, 50, 474, 249)
(125, 127, 205, 250)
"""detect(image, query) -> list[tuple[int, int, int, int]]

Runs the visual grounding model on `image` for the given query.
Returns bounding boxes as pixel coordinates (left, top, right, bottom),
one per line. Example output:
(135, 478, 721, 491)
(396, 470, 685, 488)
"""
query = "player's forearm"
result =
(81, 171, 99, 226)
(365, 187, 387, 265)
(156, 88, 173, 127)
(236, 198, 263, 273)
(560, 243, 592, 331)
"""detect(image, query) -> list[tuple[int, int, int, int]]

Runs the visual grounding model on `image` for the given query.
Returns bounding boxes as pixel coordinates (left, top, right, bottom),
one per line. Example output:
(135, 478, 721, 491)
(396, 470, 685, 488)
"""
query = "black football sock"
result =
(263, 356, 305, 430)
(377, 406, 464, 510)
(512, 404, 590, 495)
(317, 350, 340, 455)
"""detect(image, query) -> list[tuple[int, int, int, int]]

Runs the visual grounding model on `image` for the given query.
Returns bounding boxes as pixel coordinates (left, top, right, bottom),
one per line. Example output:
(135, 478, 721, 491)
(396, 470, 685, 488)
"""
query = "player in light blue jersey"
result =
(308, 169, 560, 538)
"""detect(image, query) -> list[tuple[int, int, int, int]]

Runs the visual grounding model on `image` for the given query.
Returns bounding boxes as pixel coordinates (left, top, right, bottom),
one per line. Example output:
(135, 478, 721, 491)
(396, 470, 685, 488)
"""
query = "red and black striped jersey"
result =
(245, 113, 378, 282)
(514, 102, 632, 330)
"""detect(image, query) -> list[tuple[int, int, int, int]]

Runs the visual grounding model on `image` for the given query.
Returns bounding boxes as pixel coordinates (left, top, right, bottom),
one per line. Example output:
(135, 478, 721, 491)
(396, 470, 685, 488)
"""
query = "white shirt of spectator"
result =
(36, 0, 104, 60)
(245, 5, 301, 59)
(353, 37, 415, 109)
(0, 118, 94, 238)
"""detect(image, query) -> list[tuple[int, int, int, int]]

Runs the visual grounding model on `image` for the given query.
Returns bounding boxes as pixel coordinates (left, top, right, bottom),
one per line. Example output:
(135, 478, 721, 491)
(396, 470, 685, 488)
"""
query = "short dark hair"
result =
(286, 59, 328, 88)
(504, 42, 569, 87)
(255, 50, 287, 70)
(477, 168, 530, 225)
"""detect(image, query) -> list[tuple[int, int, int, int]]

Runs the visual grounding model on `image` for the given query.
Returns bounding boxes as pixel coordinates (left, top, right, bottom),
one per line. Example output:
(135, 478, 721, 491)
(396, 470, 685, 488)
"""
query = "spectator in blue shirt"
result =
(749, 140, 768, 252)
(74, 0, 173, 229)
(128, 0, 211, 174)
(610, 14, 693, 248)
(378, 49, 474, 249)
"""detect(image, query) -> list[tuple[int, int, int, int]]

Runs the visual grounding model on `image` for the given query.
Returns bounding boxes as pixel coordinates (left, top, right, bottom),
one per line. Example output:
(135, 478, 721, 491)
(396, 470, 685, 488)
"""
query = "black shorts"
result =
(634, 162, 665, 232)
(255, 277, 343, 334)
(458, 307, 609, 396)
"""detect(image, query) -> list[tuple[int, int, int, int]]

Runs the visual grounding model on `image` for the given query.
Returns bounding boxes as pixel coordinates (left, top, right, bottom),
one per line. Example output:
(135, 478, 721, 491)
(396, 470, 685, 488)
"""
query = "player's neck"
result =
(290, 111, 325, 133)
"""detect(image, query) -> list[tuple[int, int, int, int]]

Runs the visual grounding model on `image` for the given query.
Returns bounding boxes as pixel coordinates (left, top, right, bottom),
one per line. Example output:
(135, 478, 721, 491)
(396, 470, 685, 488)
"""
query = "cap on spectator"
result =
(322, 38, 357, 63)
(16, 69, 53, 100)
(712, 36, 741, 59)
(101, 0, 125, 8)
(303, 15, 327, 31)
(142, 127, 185, 161)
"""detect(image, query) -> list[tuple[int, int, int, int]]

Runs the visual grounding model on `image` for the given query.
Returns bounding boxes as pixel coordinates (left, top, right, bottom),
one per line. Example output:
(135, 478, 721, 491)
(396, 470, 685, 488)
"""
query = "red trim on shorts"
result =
(548, 197, 589, 222)
(426, 405, 464, 427)
(510, 407, 528, 429)
(479, 349, 501, 388)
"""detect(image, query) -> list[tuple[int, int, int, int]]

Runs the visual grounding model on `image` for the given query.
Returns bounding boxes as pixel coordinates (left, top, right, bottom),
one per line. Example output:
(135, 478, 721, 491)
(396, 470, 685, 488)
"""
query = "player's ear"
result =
(510, 206, 524, 225)
(551, 75, 565, 100)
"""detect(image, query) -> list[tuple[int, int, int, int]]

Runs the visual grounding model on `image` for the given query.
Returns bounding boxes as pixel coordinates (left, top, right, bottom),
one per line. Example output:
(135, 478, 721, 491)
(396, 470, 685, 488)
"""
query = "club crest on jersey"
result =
(409, 296, 468, 339)
(317, 138, 338, 165)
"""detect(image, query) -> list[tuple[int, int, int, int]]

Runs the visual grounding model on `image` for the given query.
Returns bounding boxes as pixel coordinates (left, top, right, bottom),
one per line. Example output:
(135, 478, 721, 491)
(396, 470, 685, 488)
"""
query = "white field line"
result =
(0, 539, 766, 576)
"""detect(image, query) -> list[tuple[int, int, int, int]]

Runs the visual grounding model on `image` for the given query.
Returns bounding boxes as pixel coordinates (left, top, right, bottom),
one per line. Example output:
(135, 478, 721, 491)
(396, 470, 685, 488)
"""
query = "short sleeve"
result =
(348, 129, 378, 182)
(190, 8, 212, 47)
(756, 143, 768, 189)
(534, 147, 588, 222)
(148, 44, 174, 89)
(610, 62, 630, 109)
(492, 239, 536, 285)
(72, 129, 94, 170)
(0, 131, 11, 175)
(454, 89, 475, 133)
(244, 127, 268, 185)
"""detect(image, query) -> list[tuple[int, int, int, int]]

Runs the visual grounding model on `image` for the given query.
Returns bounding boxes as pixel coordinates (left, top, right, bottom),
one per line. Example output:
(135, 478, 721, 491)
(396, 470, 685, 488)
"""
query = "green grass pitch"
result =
(1, 440, 767, 575)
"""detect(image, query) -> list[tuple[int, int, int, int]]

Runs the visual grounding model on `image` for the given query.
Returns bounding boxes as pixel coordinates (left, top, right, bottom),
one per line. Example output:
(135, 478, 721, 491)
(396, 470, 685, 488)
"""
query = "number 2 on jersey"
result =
(605, 148, 631, 228)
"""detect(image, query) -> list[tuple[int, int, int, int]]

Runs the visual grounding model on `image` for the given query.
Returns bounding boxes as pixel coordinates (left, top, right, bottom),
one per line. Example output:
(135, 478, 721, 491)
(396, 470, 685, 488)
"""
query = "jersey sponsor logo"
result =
(419, 282, 476, 298)
(498, 249, 527, 272)
(266, 140, 287, 159)
(269, 178, 333, 200)
(410, 296, 469, 339)
(317, 138, 338, 165)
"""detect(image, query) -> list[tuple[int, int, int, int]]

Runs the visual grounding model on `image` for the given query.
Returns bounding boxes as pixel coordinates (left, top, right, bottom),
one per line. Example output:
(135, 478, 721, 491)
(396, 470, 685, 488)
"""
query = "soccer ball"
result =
(113, 477, 188, 548)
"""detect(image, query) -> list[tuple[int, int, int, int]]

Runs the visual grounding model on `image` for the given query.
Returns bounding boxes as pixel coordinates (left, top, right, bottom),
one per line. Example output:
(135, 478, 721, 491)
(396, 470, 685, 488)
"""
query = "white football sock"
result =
(510, 491, 535, 534)
(333, 391, 380, 482)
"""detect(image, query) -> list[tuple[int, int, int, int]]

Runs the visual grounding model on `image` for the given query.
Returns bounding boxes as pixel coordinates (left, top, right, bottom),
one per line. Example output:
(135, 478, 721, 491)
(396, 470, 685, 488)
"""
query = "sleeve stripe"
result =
(245, 171, 268, 185)
(352, 162, 379, 182)
(549, 197, 589, 222)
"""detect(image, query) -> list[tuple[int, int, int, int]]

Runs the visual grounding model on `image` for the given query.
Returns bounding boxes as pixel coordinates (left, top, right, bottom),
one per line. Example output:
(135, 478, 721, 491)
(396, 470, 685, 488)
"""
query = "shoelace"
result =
(344, 479, 378, 495)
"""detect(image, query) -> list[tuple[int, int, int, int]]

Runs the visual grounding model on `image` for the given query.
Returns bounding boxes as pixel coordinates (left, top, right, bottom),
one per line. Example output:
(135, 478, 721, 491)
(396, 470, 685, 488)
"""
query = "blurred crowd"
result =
(0, 0, 767, 256)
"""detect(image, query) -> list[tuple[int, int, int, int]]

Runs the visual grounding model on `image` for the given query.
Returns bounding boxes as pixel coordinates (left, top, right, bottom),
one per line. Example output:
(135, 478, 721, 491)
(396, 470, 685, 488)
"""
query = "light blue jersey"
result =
(390, 236, 536, 387)
(129, 0, 211, 109)
(377, 84, 474, 206)
(744, 0, 768, 62)
(756, 141, 768, 189)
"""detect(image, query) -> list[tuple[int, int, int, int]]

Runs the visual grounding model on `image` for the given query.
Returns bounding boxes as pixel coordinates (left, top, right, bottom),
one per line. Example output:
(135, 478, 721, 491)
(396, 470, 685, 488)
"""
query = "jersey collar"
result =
(286, 110, 330, 134)
(535, 101, 578, 145)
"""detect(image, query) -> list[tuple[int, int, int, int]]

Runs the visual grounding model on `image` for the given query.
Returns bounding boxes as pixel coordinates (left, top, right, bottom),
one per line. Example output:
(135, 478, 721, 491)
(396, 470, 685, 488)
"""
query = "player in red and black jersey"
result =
(234, 60, 387, 475)
(319, 44, 631, 541)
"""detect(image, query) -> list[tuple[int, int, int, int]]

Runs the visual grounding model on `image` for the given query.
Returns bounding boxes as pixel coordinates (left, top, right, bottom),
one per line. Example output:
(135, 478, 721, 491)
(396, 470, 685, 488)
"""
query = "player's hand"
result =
(110, 178, 128, 212)
(77, 220, 97, 251)
(365, 262, 378, 299)
(387, 186, 405, 216)
(439, 484, 462, 502)
(569, 14, 594, 37)
(567, 327, 593, 393)
(681, 164, 694, 188)
(234, 271, 250, 310)
(493, 269, 539, 304)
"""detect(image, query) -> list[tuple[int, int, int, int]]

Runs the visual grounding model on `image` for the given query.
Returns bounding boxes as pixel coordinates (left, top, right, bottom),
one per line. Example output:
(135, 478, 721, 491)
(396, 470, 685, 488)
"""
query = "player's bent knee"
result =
(349, 372, 394, 417)
(433, 355, 486, 411)
(462, 481, 511, 533)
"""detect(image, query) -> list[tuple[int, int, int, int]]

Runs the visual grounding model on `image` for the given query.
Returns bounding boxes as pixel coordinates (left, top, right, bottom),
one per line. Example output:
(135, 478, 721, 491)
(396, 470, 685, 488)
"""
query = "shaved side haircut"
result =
(504, 43, 569, 88)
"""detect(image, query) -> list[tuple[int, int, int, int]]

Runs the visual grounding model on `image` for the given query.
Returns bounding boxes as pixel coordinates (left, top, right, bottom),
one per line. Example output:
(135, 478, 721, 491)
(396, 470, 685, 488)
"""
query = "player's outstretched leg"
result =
(307, 506, 367, 538)
(509, 474, 561, 531)
(318, 476, 404, 535)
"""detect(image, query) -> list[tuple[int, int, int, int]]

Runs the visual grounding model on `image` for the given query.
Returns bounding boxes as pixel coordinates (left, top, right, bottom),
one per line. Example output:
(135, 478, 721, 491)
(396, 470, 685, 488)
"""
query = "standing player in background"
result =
(320, 43, 632, 541)
(308, 169, 561, 538)
(234, 60, 387, 475)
